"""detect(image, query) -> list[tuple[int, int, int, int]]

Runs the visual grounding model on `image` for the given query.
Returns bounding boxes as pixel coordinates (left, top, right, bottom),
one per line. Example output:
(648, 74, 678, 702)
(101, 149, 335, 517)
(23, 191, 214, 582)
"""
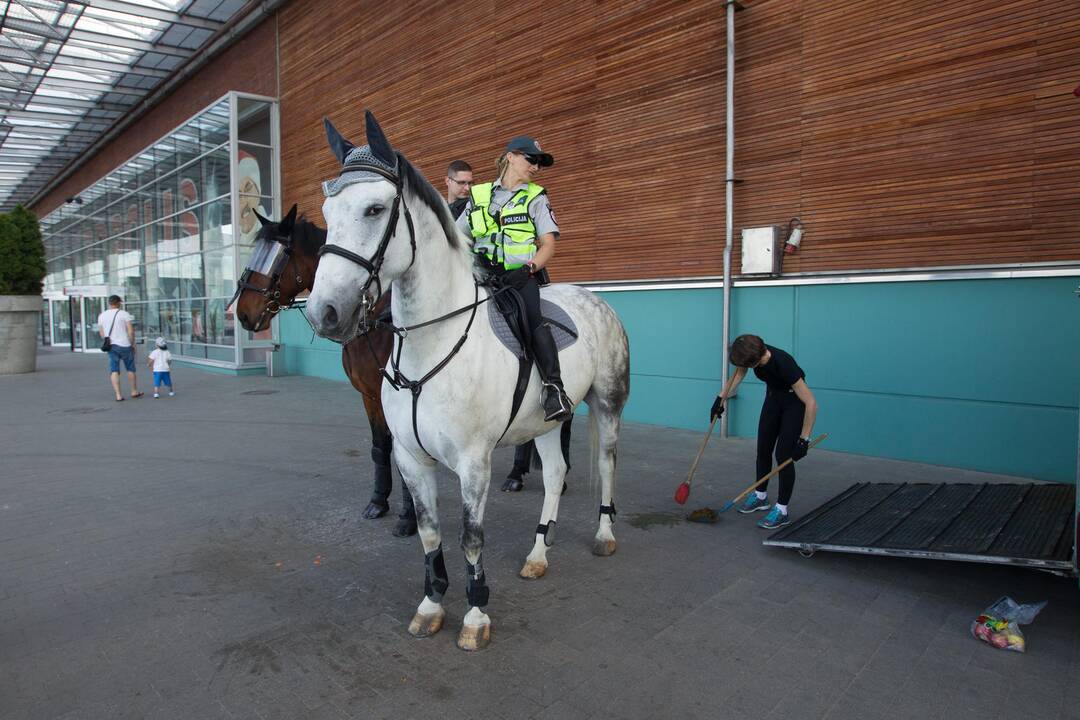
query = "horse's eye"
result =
(365, 204, 385, 217)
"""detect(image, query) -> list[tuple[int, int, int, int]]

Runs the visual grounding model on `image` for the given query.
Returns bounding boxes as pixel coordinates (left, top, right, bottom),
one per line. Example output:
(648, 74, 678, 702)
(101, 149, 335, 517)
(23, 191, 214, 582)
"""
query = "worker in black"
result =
(711, 334, 819, 529)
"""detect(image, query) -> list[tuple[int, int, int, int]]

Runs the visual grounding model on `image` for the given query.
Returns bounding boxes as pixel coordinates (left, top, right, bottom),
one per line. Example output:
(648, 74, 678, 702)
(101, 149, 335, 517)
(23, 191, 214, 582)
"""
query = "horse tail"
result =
(588, 408, 600, 497)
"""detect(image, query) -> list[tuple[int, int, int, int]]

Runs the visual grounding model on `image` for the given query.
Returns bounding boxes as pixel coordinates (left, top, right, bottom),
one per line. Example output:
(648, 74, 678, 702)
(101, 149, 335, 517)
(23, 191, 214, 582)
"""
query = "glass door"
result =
(82, 296, 109, 352)
(49, 299, 72, 348)
(70, 297, 84, 352)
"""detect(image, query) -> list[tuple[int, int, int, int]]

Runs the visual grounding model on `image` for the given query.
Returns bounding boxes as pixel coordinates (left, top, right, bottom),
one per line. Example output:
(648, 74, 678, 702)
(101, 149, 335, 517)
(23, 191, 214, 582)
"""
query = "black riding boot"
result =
(393, 483, 417, 537)
(532, 324, 574, 423)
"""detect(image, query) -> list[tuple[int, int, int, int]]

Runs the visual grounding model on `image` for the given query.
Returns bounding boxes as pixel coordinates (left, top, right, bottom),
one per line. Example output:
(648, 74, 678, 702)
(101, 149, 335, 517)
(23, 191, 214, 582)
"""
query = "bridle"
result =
(317, 157, 416, 321)
(229, 227, 306, 331)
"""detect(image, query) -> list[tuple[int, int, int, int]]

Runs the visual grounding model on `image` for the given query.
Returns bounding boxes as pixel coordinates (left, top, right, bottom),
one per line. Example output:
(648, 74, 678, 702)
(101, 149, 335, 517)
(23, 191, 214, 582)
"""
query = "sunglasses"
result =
(515, 152, 543, 166)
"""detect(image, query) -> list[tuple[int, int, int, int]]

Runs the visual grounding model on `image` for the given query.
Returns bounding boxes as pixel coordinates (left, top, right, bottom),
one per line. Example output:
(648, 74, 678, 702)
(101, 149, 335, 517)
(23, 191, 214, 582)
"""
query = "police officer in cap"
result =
(456, 135, 574, 423)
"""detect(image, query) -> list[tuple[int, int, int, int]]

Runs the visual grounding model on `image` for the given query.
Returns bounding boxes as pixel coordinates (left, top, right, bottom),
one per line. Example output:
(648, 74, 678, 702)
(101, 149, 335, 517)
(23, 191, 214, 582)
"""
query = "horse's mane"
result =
(398, 152, 463, 251)
(294, 214, 327, 257)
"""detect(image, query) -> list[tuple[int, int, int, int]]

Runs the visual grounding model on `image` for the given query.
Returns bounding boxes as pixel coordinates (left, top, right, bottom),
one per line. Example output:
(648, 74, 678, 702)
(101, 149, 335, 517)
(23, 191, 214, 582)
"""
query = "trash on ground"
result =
(970, 596, 1046, 653)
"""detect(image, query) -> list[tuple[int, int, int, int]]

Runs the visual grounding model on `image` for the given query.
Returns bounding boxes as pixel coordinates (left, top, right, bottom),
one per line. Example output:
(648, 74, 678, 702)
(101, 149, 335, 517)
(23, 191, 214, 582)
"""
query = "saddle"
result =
(483, 282, 578, 438)
(486, 288, 578, 360)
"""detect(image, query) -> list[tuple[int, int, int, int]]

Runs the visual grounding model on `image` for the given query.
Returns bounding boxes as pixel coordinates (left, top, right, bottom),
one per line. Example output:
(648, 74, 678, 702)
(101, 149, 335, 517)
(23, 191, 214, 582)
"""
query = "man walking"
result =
(98, 295, 142, 401)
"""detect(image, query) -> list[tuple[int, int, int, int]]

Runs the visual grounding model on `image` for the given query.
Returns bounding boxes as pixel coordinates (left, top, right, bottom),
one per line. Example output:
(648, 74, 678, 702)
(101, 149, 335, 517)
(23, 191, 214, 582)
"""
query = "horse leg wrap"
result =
(536, 521, 556, 547)
(370, 443, 392, 502)
(464, 558, 489, 609)
(370, 444, 392, 468)
(424, 545, 448, 602)
(598, 503, 617, 524)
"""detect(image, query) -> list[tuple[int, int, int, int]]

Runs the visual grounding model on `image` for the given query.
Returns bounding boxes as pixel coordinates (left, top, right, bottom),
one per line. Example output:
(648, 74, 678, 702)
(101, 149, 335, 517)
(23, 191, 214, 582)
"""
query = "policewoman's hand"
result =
(710, 396, 724, 423)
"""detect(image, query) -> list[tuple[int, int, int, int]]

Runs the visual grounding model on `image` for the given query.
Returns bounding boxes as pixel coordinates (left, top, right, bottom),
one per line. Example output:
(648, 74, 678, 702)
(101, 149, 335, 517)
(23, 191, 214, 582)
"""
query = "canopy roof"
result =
(0, 0, 249, 211)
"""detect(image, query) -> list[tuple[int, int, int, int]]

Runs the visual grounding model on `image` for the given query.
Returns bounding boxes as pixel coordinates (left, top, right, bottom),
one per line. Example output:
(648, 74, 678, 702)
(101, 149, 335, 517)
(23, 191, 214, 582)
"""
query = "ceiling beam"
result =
(0, 76, 146, 96)
(80, 0, 225, 32)
(69, 29, 194, 58)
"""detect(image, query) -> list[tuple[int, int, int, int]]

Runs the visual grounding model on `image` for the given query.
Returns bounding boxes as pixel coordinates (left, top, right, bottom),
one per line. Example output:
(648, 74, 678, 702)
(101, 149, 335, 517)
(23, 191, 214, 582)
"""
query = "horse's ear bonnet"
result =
(322, 111, 400, 197)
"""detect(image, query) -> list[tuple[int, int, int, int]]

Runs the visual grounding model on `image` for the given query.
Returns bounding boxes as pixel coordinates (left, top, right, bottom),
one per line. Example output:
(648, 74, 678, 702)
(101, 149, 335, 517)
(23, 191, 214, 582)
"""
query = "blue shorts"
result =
(108, 345, 135, 373)
(153, 371, 173, 387)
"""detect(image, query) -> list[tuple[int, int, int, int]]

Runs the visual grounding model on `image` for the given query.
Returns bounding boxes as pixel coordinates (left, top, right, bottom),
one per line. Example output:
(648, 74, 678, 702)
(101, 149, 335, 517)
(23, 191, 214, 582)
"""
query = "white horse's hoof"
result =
(519, 559, 548, 579)
(456, 622, 491, 651)
(408, 609, 445, 637)
(592, 537, 617, 556)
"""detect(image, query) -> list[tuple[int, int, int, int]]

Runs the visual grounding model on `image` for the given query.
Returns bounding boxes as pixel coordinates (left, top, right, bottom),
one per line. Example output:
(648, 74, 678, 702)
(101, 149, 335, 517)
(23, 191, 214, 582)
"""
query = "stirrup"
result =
(542, 383, 574, 422)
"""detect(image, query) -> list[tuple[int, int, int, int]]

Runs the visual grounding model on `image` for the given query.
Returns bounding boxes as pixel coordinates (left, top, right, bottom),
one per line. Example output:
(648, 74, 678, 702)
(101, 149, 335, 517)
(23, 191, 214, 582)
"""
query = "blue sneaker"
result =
(757, 506, 791, 529)
(738, 494, 771, 514)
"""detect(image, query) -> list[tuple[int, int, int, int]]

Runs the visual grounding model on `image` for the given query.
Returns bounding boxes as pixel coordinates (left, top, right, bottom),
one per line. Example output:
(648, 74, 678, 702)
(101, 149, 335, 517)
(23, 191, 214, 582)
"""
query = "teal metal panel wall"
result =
(597, 276, 1080, 483)
(277, 276, 1080, 482)
(276, 308, 348, 382)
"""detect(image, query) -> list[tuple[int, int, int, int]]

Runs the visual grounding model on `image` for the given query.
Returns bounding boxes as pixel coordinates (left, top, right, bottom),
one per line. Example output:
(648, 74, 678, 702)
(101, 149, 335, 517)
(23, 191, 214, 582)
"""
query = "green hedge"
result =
(0, 205, 46, 296)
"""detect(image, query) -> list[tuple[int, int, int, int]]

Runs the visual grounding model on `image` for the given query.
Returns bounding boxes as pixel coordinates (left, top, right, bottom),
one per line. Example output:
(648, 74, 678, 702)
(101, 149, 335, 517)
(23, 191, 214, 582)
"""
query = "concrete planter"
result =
(0, 295, 42, 374)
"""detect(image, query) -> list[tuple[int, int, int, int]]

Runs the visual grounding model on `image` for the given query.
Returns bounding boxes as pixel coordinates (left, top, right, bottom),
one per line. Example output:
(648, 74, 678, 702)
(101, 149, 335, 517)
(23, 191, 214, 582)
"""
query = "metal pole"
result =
(721, 1, 740, 437)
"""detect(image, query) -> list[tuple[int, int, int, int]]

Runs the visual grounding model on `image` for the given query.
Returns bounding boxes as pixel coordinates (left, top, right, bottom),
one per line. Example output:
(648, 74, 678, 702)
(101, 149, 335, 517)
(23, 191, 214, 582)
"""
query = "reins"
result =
(362, 282, 514, 457)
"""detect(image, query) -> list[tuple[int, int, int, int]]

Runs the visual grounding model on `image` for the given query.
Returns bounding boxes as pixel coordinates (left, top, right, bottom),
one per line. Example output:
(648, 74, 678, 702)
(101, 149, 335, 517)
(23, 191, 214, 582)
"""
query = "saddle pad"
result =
(488, 293, 578, 359)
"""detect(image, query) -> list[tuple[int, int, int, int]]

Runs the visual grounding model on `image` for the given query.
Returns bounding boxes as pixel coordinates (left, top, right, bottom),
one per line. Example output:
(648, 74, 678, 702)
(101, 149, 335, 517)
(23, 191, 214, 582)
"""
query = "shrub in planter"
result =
(0, 205, 47, 374)
(0, 205, 46, 295)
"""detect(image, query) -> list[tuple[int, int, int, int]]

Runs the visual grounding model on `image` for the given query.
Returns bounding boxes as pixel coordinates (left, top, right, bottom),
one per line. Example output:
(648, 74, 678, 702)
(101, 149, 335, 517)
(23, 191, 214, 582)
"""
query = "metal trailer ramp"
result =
(763, 482, 1077, 572)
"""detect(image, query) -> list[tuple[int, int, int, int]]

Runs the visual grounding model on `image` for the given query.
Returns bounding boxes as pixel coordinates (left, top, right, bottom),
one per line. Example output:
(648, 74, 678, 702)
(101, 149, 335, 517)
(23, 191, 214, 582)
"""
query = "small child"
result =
(147, 337, 175, 398)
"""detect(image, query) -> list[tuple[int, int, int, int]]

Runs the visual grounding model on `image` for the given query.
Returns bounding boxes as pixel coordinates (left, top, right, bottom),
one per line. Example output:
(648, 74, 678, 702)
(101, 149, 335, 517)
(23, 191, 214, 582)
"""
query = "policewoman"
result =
(455, 136, 573, 423)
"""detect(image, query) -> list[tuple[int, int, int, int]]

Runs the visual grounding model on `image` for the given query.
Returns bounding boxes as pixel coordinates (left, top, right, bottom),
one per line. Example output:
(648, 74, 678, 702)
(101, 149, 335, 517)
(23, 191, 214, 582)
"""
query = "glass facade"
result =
(40, 93, 278, 368)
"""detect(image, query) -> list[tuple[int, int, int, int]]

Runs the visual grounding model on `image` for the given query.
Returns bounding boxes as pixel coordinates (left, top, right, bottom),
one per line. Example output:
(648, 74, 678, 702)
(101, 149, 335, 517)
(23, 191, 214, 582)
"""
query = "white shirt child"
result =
(148, 348, 172, 372)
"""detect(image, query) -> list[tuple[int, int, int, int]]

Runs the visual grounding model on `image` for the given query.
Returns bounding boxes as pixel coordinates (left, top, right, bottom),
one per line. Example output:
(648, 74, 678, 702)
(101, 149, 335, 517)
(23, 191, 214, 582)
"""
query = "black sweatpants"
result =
(756, 388, 806, 506)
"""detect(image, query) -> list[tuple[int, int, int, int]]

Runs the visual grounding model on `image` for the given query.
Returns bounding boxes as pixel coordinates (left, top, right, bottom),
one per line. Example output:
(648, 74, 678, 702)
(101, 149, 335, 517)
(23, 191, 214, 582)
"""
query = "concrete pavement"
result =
(1, 348, 1078, 720)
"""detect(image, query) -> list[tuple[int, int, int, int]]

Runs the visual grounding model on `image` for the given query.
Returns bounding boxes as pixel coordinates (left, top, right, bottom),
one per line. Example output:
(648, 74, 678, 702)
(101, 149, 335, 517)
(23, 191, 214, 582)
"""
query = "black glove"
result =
(792, 437, 810, 461)
(709, 396, 724, 423)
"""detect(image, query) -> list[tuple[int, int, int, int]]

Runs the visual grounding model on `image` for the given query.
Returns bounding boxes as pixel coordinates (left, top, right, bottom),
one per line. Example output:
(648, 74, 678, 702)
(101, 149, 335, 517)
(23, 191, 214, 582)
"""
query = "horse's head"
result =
(306, 111, 461, 342)
(233, 204, 319, 332)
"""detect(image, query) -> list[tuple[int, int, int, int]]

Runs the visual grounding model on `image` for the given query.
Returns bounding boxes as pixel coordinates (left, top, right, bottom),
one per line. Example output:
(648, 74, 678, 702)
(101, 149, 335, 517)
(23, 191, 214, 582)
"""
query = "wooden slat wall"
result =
(278, 0, 1080, 282)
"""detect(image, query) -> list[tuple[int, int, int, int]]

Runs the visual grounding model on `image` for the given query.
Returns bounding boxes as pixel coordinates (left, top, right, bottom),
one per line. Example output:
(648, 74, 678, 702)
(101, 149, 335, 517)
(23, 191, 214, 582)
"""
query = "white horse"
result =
(306, 111, 630, 651)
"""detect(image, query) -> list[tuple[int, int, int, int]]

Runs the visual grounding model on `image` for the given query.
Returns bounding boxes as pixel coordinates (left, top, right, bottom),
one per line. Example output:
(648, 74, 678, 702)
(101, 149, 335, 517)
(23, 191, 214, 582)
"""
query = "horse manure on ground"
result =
(686, 507, 719, 524)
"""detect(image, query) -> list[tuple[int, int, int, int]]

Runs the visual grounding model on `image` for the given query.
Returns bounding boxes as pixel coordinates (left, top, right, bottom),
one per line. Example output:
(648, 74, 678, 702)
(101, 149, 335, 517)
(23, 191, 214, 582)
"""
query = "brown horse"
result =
(233, 206, 416, 536)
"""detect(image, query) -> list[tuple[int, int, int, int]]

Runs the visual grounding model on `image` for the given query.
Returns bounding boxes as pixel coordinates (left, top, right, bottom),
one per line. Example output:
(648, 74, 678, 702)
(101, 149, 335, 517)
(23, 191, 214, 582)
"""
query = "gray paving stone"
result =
(2, 349, 1078, 720)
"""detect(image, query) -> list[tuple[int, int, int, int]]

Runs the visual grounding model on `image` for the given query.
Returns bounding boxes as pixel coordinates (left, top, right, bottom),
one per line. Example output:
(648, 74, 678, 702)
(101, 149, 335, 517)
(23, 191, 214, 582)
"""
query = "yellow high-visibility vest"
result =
(468, 181, 545, 270)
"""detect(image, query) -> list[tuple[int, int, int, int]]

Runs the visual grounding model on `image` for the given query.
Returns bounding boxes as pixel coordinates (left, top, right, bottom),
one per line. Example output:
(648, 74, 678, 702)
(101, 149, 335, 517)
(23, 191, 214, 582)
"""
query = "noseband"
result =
(229, 230, 305, 330)
(317, 160, 416, 320)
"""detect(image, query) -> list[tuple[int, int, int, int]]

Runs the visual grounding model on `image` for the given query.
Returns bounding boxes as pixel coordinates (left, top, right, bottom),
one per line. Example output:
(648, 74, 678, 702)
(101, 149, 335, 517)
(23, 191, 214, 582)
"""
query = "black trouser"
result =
(756, 388, 805, 506)
(502, 272, 542, 330)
